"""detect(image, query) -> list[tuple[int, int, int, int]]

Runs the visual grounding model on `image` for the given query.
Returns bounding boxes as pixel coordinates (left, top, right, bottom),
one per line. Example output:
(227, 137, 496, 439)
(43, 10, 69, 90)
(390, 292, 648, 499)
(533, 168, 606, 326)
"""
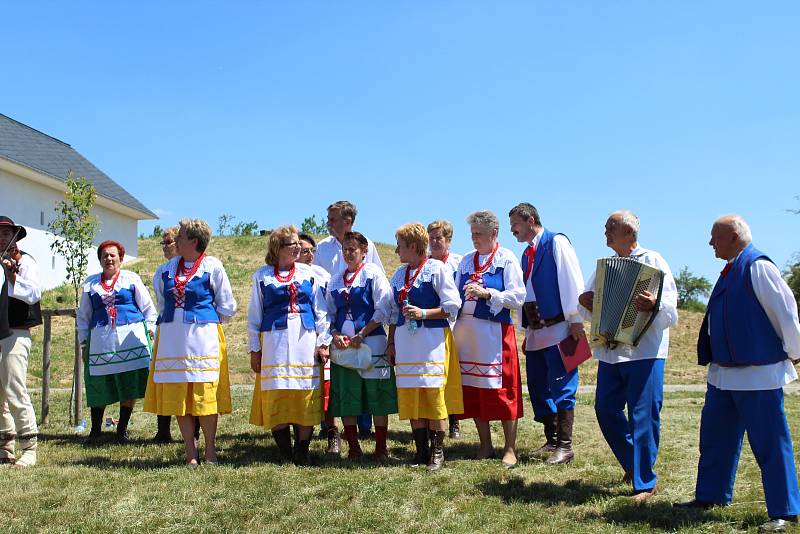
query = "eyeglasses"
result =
(160, 241, 175, 246)
(299, 248, 315, 254)
(280, 241, 301, 248)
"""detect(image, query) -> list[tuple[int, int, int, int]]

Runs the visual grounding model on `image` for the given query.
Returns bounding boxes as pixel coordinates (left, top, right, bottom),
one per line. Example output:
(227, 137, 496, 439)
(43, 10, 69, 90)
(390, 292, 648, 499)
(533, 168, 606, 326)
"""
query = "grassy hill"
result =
(29, 236, 707, 390)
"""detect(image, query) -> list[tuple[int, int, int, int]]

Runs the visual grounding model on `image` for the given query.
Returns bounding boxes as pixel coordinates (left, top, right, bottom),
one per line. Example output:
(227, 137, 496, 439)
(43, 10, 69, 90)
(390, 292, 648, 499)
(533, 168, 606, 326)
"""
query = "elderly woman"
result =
(249, 225, 330, 466)
(326, 231, 396, 460)
(144, 219, 237, 467)
(454, 211, 525, 468)
(428, 219, 463, 440)
(387, 223, 463, 471)
(78, 240, 157, 444)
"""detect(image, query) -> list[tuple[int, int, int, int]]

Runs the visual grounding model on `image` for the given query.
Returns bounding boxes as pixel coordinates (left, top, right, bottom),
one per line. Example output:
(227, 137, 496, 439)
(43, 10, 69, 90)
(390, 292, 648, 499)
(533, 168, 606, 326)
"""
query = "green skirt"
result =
(83, 348, 149, 407)
(329, 363, 398, 417)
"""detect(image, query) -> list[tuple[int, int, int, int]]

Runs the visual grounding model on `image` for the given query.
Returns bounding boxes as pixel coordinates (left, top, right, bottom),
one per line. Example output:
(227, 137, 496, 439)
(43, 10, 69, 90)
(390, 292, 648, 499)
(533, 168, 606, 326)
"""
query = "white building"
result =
(0, 113, 155, 289)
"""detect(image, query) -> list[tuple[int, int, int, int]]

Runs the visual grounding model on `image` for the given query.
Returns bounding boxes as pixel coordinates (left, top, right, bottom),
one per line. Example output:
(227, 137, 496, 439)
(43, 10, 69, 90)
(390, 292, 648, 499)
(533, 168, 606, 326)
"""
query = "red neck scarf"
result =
(399, 257, 428, 304)
(524, 244, 537, 281)
(173, 253, 206, 307)
(470, 242, 499, 282)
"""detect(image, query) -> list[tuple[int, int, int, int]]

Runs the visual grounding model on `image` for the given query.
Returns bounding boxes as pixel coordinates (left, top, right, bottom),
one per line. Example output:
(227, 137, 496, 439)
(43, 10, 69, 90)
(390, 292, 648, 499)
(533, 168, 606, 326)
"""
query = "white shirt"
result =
(436, 252, 463, 276)
(153, 256, 238, 321)
(388, 259, 462, 327)
(580, 246, 679, 364)
(706, 256, 800, 391)
(524, 230, 585, 351)
(8, 253, 41, 305)
(309, 264, 331, 289)
(313, 235, 385, 277)
(77, 270, 158, 343)
(456, 247, 525, 317)
(325, 262, 394, 327)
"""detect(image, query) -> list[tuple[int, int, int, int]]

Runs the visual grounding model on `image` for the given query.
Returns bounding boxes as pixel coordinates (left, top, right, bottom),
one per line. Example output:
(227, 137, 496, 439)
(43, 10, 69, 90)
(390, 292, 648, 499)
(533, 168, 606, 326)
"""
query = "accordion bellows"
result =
(590, 257, 664, 348)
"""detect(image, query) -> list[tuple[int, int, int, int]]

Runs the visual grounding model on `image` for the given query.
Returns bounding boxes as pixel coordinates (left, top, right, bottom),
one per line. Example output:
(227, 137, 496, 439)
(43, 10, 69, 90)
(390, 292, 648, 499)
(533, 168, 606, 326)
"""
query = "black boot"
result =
(411, 428, 430, 467)
(116, 405, 132, 444)
(272, 427, 293, 463)
(427, 430, 446, 471)
(545, 410, 574, 465)
(532, 413, 558, 459)
(448, 415, 461, 440)
(85, 406, 105, 446)
(153, 415, 173, 443)
(293, 438, 313, 466)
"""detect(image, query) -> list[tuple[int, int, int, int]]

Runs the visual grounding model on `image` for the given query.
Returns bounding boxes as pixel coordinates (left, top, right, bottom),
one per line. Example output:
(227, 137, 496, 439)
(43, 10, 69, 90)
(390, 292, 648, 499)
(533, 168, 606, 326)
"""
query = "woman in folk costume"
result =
(77, 240, 157, 445)
(427, 219, 464, 440)
(326, 231, 396, 460)
(453, 211, 525, 468)
(387, 223, 463, 471)
(144, 219, 237, 467)
(248, 225, 331, 466)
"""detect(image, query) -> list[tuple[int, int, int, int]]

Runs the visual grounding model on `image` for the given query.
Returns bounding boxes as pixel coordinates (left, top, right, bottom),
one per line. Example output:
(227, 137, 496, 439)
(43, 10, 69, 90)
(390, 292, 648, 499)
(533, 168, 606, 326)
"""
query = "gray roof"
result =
(0, 113, 156, 218)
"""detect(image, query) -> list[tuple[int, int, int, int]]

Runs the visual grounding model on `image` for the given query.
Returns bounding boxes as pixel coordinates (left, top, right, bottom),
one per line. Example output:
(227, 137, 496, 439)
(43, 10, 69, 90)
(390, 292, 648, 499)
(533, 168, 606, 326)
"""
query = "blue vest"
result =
(457, 264, 512, 324)
(90, 286, 145, 328)
(521, 228, 565, 328)
(697, 244, 788, 366)
(394, 280, 448, 329)
(330, 278, 387, 337)
(259, 279, 317, 332)
(158, 271, 220, 324)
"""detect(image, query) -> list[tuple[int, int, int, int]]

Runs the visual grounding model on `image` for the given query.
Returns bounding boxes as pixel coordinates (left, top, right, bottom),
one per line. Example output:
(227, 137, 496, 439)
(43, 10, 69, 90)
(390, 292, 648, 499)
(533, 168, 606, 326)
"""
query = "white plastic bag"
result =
(330, 344, 374, 371)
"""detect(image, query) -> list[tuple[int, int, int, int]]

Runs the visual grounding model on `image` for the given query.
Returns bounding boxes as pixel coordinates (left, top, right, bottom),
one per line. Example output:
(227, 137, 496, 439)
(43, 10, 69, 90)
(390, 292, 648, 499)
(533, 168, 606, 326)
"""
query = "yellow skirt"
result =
(249, 372, 323, 428)
(397, 327, 464, 421)
(143, 325, 232, 416)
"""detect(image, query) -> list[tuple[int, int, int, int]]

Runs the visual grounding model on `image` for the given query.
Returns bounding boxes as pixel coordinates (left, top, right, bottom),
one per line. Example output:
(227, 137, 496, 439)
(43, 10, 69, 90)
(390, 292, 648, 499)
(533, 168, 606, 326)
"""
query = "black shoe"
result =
(151, 432, 173, 444)
(427, 430, 446, 472)
(448, 415, 461, 440)
(84, 433, 102, 447)
(759, 516, 798, 533)
(115, 431, 130, 445)
(293, 438, 314, 466)
(673, 499, 716, 510)
(410, 428, 430, 467)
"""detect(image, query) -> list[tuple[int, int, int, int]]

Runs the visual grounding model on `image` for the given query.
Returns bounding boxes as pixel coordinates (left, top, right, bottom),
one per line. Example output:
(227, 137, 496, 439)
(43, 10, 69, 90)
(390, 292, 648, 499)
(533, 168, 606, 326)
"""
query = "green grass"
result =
(6, 389, 798, 533)
(27, 236, 709, 391)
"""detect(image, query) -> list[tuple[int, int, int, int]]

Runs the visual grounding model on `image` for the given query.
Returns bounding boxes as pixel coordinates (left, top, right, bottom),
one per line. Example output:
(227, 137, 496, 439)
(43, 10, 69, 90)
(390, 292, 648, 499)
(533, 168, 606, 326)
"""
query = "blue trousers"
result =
(695, 384, 800, 518)
(357, 413, 372, 433)
(595, 359, 664, 492)
(525, 344, 578, 422)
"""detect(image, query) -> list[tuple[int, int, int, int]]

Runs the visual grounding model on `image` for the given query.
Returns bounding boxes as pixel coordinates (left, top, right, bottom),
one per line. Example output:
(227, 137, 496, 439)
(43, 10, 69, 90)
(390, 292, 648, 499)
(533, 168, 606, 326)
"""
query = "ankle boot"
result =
(448, 415, 460, 440)
(326, 426, 341, 456)
(85, 406, 105, 445)
(293, 438, 313, 466)
(343, 425, 362, 459)
(532, 413, 558, 458)
(427, 430, 446, 471)
(411, 427, 429, 466)
(545, 409, 574, 465)
(116, 406, 132, 444)
(15, 434, 37, 468)
(271, 427, 293, 463)
(153, 415, 173, 443)
(373, 426, 389, 460)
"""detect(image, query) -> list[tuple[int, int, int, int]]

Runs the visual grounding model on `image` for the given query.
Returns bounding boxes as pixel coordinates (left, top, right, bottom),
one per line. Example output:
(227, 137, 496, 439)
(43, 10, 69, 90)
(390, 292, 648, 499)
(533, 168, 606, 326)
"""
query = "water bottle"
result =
(104, 417, 115, 430)
(74, 419, 87, 434)
(403, 299, 418, 334)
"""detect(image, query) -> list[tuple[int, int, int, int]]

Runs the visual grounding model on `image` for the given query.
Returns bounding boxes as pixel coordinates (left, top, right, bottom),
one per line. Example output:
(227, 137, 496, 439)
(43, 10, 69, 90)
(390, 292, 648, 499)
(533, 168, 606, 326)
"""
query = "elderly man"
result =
(509, 203, 584, 465)
(0, 216, 41, 467)
(674, 215, 800, 533)
(579, 210, 678, 502)
(313, 201, 384, 438)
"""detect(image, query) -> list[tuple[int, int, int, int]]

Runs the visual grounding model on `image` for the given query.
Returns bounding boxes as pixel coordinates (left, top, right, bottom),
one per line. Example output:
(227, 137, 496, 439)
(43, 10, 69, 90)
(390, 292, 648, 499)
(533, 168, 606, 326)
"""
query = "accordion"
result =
(590, 257, 664, 348)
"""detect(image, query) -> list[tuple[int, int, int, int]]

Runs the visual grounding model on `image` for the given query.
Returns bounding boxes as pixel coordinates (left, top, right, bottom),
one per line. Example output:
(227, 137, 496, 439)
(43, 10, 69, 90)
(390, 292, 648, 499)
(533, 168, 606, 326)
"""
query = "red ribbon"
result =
(524, 244, 537, 282)
(173, 253, 206, 307)
(470, 242, 500, 283)
(398, 257, 428, 304)
(100, 270, 121, 327)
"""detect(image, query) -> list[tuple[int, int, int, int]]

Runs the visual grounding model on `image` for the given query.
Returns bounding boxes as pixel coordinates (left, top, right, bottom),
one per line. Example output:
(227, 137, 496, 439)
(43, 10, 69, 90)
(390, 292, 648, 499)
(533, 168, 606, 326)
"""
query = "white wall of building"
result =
(0, 167, 141, 290)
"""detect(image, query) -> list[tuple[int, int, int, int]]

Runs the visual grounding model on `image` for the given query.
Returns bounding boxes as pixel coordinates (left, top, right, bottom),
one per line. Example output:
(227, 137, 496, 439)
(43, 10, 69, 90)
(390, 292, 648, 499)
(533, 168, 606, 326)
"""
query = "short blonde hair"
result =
(427, 220, 453, 242)
(265, 224, 298, 265)
(395, 222, 429, 256)
(162, 225, 180, 239)
(179, 218, 212, 253)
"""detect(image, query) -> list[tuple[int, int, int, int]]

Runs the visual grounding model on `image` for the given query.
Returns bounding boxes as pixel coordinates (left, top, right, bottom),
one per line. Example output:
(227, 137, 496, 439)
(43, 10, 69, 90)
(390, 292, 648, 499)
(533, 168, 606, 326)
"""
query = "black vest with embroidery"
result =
(8, 253, 42, 329)
(0, 279, 10, 340)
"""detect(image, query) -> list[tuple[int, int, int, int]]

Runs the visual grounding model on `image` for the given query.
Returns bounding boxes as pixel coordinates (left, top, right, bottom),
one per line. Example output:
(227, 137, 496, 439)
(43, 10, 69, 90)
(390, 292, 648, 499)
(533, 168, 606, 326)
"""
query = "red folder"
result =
(558, 333, 593, 373)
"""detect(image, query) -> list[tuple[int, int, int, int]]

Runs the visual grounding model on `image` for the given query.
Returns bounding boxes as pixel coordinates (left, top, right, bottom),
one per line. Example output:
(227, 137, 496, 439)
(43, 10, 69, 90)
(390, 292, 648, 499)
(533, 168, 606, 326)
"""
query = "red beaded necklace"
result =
(470, 242, 499, 282)
(274, 263, 296, 283)
(274, 263, 298, 312)
(173, 253, 206, 306)
(100, 270, 121, 327)
(399, 257, 428, 304)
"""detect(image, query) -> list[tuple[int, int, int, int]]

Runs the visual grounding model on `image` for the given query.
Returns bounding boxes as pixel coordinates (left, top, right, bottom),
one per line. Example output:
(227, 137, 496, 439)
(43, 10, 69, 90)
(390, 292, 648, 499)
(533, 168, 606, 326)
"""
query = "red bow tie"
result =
(720, 263, 732, 277)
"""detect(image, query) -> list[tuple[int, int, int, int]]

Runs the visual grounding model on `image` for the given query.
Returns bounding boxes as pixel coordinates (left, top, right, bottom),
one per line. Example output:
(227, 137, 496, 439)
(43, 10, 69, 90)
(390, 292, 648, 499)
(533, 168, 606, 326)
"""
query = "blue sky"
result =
(2, 2, 799, 284)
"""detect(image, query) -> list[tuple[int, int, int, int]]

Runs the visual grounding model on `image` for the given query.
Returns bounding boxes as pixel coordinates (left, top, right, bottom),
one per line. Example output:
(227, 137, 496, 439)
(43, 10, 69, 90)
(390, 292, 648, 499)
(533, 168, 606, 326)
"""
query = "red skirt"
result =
(459, 322, 523, 421)
(323, 377, 331, 412)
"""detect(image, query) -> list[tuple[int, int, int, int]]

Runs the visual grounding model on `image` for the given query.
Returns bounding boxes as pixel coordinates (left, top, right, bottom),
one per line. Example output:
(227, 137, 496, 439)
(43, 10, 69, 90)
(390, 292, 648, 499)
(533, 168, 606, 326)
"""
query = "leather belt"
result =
(529, 313, 566, 330)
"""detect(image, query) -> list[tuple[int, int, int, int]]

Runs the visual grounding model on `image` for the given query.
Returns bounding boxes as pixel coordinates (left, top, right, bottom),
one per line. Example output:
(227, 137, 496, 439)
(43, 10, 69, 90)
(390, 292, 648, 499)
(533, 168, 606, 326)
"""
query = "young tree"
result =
(151, 225, 163, 238)
(232, 220, 259, 237)
(784, 255, 800, 309)
(675, 266, 712, 311)
(300, 214, 327, 236)
(48, 172, 99, 307)
(217, 213, 235, 236)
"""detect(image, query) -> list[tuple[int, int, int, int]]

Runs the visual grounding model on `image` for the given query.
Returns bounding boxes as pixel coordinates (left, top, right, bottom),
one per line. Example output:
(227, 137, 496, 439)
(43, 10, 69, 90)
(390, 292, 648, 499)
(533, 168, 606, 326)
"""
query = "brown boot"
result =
(448, 415, 461, 440)
(531, 413, 558, 459)
(326, 426, 341, 456)
(545, 409, 574, 465)
(271, 427, 293, 463)
(411, 427, 429, 467)
(427, 430, 445, 471)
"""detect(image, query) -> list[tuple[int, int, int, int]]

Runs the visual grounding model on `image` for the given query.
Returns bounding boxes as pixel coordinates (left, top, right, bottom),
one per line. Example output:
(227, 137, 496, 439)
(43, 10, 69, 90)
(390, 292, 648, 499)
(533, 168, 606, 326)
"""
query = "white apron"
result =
(340, 319, 391, 380)
(394, 325, 447, 389)
(259, 314, 320, 391)
(152, 308, 221, 383)
(453, 315, 502, 389)
(87, 321, 152, 376)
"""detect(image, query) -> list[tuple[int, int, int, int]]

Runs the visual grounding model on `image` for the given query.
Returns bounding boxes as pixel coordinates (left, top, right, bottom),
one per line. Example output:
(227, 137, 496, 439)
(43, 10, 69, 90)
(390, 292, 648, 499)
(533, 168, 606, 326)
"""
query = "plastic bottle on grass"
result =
(74, 419, 86, 434)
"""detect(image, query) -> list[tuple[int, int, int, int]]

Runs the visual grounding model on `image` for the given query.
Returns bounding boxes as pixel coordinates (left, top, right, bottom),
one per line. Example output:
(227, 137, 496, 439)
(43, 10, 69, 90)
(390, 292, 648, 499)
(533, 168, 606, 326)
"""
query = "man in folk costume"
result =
(0, 216, 41, 467)
(675, 215, 800, 533)
(579, 211, 678, 502)
(314, 200, 384, 437)
(509, 203, 584, 464)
